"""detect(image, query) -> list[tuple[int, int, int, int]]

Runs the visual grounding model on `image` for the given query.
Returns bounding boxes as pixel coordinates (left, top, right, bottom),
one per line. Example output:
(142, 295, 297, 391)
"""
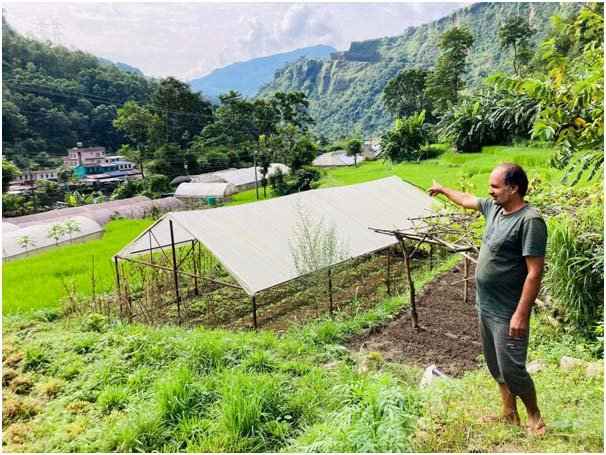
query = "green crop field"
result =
(2, 219, 154, 316)
(231, 145, 591, 207)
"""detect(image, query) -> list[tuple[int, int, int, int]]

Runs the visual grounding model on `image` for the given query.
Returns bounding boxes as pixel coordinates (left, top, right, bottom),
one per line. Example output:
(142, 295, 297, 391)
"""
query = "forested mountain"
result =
(189, 44, 336, 99)
(257, 2, 581, 138)
(2, 17, 156, 168)
(98, 57, 144, 76)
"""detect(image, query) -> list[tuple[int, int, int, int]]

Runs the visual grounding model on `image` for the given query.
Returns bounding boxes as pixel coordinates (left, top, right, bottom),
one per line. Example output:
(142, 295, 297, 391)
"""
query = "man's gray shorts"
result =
(478, 312, 535, 396)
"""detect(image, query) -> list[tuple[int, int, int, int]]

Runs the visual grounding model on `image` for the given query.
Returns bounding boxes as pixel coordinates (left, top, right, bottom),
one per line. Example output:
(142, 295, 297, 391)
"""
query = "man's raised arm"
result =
(427, 179, 479, 211)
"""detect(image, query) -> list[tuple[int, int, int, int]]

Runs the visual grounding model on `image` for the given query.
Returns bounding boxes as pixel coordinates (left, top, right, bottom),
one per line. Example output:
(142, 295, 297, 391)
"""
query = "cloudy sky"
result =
(3, 1, 468, 82)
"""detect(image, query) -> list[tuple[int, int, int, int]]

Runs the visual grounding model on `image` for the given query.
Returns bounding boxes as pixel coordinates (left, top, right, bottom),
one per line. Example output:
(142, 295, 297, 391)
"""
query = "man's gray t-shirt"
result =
(475, 198, 547, 321)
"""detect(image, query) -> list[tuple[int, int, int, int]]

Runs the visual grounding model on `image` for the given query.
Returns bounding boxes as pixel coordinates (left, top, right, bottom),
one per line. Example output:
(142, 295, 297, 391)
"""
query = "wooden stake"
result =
(386, 247, 391, 295)
(114, 256, 122, 315)
(252, 295, 258, 331)
(429, 243, 433, 270)
(169, 220, 182, 325)
(328, 268, 333, 314)
(398, 236, 418, 330)
(463, 258, 469, 303)
(91, 255, 96, 312)
(192, 240, 199, 296)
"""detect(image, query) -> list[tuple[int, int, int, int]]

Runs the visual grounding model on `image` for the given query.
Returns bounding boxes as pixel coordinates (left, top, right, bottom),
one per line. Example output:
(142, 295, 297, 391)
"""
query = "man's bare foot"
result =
(525, 415, 547, 436)
(478, 412, 521, 426)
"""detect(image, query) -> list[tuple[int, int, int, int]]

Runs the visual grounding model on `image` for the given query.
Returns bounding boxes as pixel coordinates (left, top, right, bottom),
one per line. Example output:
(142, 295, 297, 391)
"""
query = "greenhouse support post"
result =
(169, 220, 182, 324)
(252, 296, 258, 331)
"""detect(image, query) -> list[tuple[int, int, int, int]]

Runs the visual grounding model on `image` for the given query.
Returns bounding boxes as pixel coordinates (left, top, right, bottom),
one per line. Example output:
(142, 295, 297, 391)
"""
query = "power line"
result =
(6, 82, 214, 118)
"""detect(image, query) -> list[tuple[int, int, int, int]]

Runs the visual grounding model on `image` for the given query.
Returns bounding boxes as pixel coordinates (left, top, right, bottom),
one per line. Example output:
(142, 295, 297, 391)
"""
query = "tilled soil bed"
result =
(349, 261, 483, 377)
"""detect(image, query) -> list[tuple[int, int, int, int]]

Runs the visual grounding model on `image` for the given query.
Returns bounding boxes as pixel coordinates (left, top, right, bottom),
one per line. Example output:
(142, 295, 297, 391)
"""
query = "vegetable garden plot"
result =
(110, 241, 447, 331)
(110, 177, 442, 329)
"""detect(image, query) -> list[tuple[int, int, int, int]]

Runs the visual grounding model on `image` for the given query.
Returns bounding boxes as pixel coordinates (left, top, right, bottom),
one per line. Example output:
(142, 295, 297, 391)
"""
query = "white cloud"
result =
(2, 2, 470, 80)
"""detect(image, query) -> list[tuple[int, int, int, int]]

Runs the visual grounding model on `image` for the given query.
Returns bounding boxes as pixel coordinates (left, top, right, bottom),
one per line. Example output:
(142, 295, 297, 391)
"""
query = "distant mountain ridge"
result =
(257, 2, 581, 138)
(188, 44, 337, 99)
(97, 56, 144, 76)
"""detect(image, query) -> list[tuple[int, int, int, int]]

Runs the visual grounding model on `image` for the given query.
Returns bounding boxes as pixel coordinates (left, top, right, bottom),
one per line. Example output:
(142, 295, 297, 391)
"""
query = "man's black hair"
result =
(500, 163, 528, 197)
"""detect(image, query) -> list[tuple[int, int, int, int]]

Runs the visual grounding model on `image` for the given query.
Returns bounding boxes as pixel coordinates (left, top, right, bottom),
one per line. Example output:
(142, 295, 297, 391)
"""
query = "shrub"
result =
(437, 98, 496, 153)
(242, 350, 277, 373)
(3, 368, 19, 387)
(379, 110, 434, 162)
(37, 378, 64, 398)
(81, 313, 107, 332)
(545, 209, 603, 339)
(9, 375, 34, 394)
(156, 367, 213, 423)
(530, 179, 604, 345)
(2, 397, 39, 425)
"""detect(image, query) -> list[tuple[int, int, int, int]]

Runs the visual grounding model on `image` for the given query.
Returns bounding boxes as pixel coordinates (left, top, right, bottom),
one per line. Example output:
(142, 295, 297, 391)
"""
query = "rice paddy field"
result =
(2, 145, 603, 452)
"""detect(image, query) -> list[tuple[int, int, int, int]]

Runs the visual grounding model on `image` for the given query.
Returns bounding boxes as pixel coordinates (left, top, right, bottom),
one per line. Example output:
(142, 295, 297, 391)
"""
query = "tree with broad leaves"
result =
(383, 68, 434, 121)
(17, 235, 36, 257)
(490, 3, 604, 184)
(63, 219, 81, 243)
(346, 137, 362, 167)
(113, 101, 163, 178)
(425, 27, 475, 114)
(47, 223, 66, 247)
(2, 157, 19, 193)
(499, 16, 536, 77)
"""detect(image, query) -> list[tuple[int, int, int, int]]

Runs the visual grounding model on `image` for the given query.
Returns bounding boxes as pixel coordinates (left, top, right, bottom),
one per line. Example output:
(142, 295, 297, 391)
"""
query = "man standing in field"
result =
(427, 163, 547, 436)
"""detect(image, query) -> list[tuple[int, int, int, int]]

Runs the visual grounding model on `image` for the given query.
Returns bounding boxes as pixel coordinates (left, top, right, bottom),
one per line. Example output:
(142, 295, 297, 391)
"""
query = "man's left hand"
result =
(509, 311, 529, 339)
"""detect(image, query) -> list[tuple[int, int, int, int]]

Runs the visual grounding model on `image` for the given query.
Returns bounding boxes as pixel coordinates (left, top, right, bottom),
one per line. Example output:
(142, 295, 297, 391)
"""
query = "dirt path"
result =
(349, 261, 483, 377)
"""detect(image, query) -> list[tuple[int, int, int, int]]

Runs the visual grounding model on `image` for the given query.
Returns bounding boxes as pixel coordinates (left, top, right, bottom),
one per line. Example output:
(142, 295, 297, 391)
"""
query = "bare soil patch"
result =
(349, 262, 483, 377)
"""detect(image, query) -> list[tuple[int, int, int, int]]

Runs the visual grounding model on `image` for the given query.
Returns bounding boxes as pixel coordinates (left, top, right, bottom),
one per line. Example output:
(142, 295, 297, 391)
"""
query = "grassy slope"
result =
(232, 145, 591, 206)
(2, 145, 603, 452)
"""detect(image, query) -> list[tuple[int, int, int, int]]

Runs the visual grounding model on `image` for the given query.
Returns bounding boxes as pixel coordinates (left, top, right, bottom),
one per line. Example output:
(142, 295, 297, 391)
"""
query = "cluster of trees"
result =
(2, 16, 331, 211)
(380, 3, 604, 340)
(259, 3, 578, 138)
(380, 3, 603, 186)
(2, 17, 155, 169)
(113, 80, 321, 193)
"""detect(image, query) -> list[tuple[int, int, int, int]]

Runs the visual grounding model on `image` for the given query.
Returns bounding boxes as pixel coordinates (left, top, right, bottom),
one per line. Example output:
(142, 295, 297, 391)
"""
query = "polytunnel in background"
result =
(2, 222, 20, 233)
(312, 151, 365, 167)
(3, 215, 103, 261)
(117, 176, 441, 296)
(174, 163, 291, 191)
(174, 183, 238, 201)
(2, 196, 184, 228)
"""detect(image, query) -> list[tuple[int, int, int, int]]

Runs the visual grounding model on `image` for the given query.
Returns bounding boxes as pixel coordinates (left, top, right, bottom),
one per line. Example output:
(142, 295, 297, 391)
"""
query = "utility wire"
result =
(6, 82, 214, 118)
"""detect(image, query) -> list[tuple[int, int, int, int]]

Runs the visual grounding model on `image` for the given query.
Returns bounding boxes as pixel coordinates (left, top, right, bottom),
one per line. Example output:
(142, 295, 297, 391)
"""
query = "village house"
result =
(64, 145, 142, 185)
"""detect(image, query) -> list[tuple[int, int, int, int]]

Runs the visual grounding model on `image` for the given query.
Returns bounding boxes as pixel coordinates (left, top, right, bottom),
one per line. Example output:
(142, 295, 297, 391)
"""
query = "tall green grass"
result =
(2, 218, 154, 316)
(321, 145, 587, 192)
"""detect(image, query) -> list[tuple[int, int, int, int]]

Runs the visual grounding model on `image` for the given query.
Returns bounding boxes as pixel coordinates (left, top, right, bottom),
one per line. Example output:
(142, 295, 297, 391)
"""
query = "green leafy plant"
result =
(379, 110, 434, 162)
(437, 99, 496, 153)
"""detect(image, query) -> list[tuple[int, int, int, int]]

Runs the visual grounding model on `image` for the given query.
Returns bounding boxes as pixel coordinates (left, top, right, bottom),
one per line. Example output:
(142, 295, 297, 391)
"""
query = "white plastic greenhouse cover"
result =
(175, 183, 238, 198)
(313, 152, 365, 167)
(116, 176, 439, 296)
(3, 215, 103, 260)
(213, 163, 290, 187)
(3, 196, 184, 228)
(2, 222, 20, 233)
